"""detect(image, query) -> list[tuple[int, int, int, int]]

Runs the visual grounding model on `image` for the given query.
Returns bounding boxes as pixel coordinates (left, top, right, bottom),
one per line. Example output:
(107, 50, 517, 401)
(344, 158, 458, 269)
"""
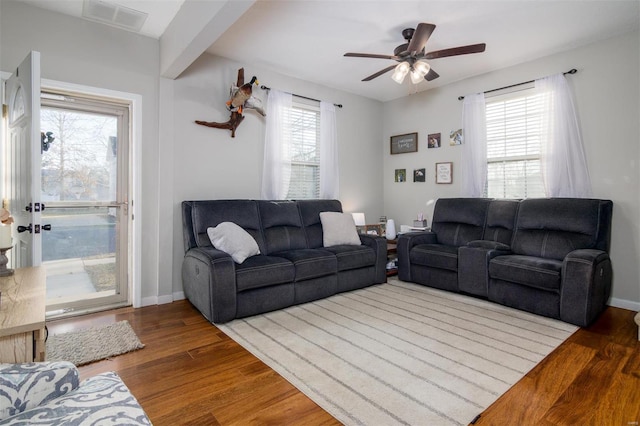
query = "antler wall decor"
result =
(195, 68, 263, 138)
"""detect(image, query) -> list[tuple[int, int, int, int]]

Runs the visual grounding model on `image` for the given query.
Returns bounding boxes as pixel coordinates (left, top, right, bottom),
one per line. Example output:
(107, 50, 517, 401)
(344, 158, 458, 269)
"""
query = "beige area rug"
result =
(218, 279, 577, 426)
(47, 320, 145, 366)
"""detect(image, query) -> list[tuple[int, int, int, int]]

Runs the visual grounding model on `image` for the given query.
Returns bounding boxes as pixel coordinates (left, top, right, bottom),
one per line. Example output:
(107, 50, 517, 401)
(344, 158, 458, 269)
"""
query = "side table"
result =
(386, 239, 398, 277)
(0, 267, 46, 362)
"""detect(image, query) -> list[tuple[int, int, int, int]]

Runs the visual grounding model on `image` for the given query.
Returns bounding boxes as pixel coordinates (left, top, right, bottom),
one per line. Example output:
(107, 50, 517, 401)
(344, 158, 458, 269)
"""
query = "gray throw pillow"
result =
(207, 222, 260, 264)
(320, 212, 361, 247)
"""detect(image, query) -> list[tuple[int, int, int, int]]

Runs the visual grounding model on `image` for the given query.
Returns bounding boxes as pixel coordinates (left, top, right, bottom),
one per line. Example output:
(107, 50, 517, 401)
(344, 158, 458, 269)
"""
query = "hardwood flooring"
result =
(47, 301, 639, 426)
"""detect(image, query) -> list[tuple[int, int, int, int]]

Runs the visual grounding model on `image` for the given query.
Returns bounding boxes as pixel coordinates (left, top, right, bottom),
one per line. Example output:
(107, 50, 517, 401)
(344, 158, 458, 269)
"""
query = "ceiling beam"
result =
(160, 0, 255, 79)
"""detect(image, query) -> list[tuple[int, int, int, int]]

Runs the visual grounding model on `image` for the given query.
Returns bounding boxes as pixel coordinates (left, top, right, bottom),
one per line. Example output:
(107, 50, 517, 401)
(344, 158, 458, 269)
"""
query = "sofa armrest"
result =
(0, 362, 79, 420)
(560, 249, 612, 327)
(397, 232, 437, 281)
(182, 247, 237, 323)
(0, 371, 151, 425)
(359, 234, 388, 283)
(458, 244, 511, 297)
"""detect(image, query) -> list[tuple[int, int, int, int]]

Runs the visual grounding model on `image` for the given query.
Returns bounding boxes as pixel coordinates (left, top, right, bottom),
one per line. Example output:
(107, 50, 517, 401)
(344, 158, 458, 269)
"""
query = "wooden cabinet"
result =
(0, 267, 46, 362)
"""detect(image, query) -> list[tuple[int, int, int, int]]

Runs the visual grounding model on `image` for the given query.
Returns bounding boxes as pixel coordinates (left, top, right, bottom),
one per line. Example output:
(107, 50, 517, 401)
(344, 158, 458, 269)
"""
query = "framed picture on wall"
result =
(413, 168, 426, 182)
(449, 129, 463, 146)
(436, 162, 453, 184)
(395, 169, 407, 182)
(428, 133, 441, 148)
(390, 133, 418, 154)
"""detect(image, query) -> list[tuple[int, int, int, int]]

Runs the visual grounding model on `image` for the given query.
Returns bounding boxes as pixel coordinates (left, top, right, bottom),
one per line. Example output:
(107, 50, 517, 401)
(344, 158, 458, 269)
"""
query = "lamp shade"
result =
(391, 62, 410, 84)
(351, 212, 366, 226)
(410, 60, 431, 84)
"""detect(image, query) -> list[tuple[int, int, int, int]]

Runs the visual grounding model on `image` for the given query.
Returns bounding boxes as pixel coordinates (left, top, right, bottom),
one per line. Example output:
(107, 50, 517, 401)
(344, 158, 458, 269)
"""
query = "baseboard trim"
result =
(140, 296, 158, 307)
(140, 293, 185, 307)
(609, 297, 640, 312)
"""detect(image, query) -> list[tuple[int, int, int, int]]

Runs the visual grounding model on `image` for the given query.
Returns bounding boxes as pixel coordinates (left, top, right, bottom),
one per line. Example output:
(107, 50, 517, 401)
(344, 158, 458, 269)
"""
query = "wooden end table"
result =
(386, 239, 398, 277)
(0, 267, 46, 362)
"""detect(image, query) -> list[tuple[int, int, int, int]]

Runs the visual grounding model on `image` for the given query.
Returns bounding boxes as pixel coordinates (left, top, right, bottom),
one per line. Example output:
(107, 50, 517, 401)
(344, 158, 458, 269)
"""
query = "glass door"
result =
(41, 92, 130, 317)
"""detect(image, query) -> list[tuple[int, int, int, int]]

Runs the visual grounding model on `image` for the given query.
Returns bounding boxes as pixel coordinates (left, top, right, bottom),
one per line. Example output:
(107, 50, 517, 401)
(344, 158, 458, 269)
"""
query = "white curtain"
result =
(536, 74, 592, 197)
(261, 89, 292, 199)
(461, 93, 487, 197)
(320, 101, 339, 199)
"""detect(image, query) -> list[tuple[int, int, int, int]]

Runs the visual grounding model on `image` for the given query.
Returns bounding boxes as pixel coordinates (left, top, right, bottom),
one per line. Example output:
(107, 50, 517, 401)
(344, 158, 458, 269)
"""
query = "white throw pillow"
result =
(207, 222, 260, 264)
(320, 212, 361, 247)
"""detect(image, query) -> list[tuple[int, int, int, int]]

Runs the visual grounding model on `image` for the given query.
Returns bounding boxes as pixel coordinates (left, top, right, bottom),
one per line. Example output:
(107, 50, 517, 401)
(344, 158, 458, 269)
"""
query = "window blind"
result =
(286, 103, 320, 199)
(485, 90, 545, 198)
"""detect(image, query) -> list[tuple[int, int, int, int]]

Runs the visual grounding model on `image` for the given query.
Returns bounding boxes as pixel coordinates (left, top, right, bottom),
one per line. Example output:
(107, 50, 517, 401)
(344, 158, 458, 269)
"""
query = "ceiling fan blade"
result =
(424, 43, 486, 60)
(407, 23, 436, 55)
(362, 64, 398, 81)
(344, 52, 399, 60)
(424, 68, 439, 81)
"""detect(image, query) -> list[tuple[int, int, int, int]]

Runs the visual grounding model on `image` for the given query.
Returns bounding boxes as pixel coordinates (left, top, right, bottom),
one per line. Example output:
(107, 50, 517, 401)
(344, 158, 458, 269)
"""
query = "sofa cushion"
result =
(207, 222, 260, 264)
(273, 249, 337, 281)
(297, 199, 343, 248)
(184, 200, 264, 252)
(0, 371, 150, 425)
(235, 255, 295, 291)
(322, 245, 376, 271)
(489, 255, 562, 291)
(258, 200, 308, 254)
(410, 244, 458, 271)
(483, 199, 519, 245)
(511, 198, 609, 260)
(431, 198, 491, 246)
(0, 362, 79, 420)
(320, 212, 361, 247)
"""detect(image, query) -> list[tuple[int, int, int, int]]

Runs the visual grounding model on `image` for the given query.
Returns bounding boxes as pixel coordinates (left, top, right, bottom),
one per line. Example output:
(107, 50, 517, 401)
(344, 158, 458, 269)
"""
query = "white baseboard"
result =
(609, 297, 640, 312)
(140, 293, 185, 307)
(140, 296, 158, 307)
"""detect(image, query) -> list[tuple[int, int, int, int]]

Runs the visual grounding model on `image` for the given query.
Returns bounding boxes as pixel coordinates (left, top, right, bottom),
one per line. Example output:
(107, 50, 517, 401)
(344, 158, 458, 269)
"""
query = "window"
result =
(286, 101, 320, 199)
(485, 89, 545, 198)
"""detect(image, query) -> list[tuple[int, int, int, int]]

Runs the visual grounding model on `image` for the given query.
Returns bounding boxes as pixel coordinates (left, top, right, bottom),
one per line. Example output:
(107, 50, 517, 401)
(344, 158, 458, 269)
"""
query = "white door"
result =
(5, 51, 42, 267)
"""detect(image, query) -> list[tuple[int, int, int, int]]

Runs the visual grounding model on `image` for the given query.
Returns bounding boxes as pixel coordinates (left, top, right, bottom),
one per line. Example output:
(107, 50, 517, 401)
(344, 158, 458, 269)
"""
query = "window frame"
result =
(484, 86, 546, 199)
(285, 99, 321, 200)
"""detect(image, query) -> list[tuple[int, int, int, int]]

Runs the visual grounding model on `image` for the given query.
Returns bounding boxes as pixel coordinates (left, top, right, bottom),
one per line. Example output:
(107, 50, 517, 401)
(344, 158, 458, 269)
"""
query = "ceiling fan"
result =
(344, 23, 486, 84)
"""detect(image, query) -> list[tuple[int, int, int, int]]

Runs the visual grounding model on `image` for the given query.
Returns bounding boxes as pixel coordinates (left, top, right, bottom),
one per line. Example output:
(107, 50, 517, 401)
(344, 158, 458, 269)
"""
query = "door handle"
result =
(17, 224, 32, 233)
(17, 224, 50, 233)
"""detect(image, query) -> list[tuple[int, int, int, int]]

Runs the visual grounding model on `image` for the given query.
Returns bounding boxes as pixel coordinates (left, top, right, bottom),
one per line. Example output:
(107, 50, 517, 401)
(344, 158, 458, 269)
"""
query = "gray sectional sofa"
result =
(182, 199, 387, 323)
(397, 197, 613, 327)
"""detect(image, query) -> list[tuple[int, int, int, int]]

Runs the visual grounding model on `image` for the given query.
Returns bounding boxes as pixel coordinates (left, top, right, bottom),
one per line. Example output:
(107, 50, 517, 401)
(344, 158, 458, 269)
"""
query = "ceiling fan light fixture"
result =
(391, 62, 410, 84)
(410, 60, 431, 84)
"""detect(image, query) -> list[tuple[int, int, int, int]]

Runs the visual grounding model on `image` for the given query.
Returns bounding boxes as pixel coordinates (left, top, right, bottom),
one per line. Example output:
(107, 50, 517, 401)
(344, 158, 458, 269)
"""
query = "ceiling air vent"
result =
(82, 0, 148, 33)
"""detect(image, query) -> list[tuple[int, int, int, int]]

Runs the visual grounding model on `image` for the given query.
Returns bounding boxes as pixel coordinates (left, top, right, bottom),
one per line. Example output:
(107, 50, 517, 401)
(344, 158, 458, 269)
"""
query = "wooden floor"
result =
(48, 300, 640, 426)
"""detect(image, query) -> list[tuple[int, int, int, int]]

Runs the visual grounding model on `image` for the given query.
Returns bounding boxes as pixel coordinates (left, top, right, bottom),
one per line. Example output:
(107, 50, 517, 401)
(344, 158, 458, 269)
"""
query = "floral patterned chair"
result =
(0, 362, 151, 425)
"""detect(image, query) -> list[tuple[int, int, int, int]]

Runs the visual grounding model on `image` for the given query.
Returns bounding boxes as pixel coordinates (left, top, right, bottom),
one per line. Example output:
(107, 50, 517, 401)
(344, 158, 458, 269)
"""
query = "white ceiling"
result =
(16, 0, 640, 102)
(15, 0, 185, 38)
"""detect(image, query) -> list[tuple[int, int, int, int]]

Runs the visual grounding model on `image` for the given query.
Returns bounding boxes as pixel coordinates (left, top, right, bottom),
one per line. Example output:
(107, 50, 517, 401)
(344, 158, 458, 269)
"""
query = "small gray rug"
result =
(218, 279, 577, 426)
(47, 320, 145, 366)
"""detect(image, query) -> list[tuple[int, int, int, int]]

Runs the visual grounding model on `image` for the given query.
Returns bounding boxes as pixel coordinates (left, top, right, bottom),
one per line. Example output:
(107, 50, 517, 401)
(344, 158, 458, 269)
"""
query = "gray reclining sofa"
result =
(182, 199, 387, 323)
(397, 198, 613, 327)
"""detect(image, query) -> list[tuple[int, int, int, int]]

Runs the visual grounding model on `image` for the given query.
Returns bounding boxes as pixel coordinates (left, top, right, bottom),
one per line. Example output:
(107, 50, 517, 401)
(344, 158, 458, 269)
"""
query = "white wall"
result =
(167, 53, 384, 295)
(382, 30, 640, 309)
(0, 1, 162, 302)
